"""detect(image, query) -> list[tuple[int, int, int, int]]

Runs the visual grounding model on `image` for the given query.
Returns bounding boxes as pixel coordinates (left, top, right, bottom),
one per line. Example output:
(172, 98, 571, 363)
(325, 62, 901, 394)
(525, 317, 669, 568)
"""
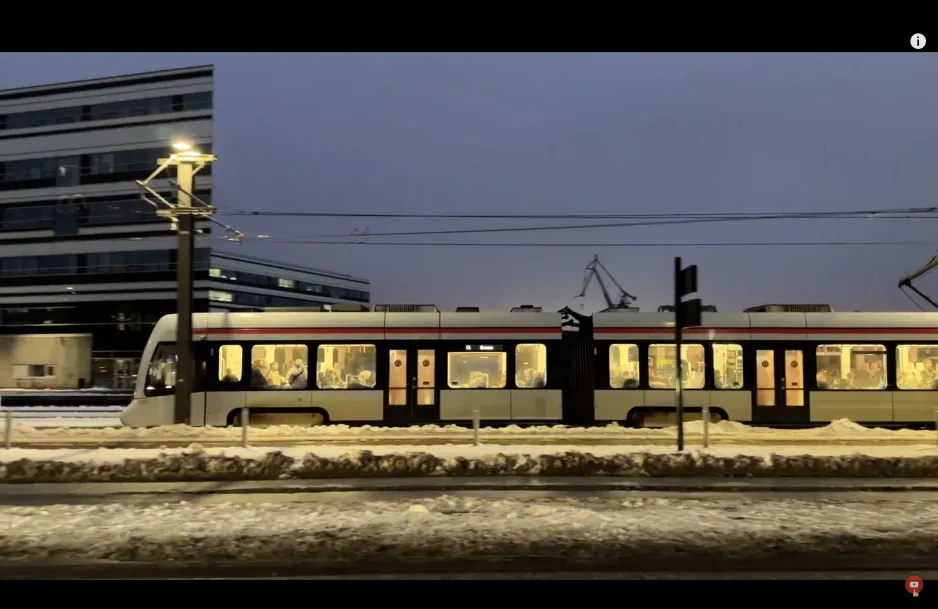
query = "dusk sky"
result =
(3, 53, 937, 313)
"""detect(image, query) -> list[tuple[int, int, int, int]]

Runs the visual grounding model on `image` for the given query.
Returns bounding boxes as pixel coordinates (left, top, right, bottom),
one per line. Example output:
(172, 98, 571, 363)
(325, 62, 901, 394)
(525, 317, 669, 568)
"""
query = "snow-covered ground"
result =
(2, 417, 937, 444)
(2, 495, 937, 568)
(2, 443, 938, 482)
(0, 388, 129, 394)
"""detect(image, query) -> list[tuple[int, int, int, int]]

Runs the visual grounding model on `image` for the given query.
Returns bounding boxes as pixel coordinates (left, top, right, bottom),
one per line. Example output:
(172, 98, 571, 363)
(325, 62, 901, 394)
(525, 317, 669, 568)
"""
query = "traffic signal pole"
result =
(674, 257, 703, 452)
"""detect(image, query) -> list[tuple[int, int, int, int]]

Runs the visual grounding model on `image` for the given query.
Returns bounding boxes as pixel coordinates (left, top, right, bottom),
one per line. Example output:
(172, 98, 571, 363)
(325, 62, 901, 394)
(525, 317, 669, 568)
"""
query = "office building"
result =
(0, 66, 369, 389)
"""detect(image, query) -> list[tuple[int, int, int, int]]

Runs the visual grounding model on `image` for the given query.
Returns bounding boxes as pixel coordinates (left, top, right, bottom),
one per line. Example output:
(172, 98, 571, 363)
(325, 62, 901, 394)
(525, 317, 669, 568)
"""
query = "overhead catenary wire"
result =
(214, 238, 934, 248)
(218, 205, 938, 220)
(244, 214, 938, 240)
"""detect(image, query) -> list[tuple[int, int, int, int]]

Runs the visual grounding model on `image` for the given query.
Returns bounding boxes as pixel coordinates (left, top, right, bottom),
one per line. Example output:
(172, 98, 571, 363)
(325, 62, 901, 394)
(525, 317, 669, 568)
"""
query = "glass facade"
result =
(0, 91, 211, 131)
(0, 144, 213, 192)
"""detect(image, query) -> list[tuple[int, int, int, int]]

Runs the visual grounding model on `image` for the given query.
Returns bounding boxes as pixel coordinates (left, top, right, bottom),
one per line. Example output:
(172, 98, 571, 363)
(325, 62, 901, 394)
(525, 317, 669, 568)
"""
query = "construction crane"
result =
(899, 253, 938, 310)
(576, 255, 637, 310)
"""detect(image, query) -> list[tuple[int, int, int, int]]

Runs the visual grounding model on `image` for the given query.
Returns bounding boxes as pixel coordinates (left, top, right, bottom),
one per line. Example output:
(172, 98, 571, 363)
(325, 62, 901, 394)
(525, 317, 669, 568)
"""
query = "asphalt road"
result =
(213, 571, 938, 580)
(4, 477, 938, 506)
(5, 561, 937, 580)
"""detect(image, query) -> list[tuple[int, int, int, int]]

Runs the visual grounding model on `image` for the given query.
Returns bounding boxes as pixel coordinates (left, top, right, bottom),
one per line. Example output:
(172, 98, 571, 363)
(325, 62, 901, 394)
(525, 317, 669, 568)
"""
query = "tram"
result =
(119, 304, 938, 428)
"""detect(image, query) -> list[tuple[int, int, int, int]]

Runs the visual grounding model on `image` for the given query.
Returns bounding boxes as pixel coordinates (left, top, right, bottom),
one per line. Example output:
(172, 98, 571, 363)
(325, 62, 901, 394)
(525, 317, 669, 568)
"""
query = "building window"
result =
(896, 345, 938, 390)
(712, 344, 744, 389)
(447, 346, 507, 389)
(251, 344, 309, 389)
(515, 344, 547, 388)
(209, 291, 233, 303)
(11, 364, 55, 378)
(647, 344, 706, 389)
(277, 278, 295, 288)
(218, 345, 243, 383)
(209, 268, 224, 278)
(815, 344, 886, 390)
(316, 344, 376, 388)
(609, 343, 639, 388)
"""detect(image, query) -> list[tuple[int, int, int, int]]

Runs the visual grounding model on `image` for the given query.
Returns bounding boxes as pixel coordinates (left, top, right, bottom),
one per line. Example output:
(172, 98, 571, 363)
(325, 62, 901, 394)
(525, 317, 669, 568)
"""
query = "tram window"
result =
(250, 344, 309, 389)
(316, 344, 377, 389)
(896, 345, 938, 390)
(144, 343, 177, 396)
(815, 344, 886, 390)
(647, 344, 706, 389)
(515, 344, 547, 388)
(448, 350, 507, 389)
(609, 344, 639, 388)
(712, 344, 744, 389)
(217, 345, 243, 383)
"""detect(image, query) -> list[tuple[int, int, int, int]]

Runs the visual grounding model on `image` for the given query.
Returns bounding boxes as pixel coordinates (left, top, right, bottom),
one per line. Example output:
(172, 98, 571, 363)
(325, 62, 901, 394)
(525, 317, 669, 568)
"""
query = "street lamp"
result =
(135, 140, 218, 425)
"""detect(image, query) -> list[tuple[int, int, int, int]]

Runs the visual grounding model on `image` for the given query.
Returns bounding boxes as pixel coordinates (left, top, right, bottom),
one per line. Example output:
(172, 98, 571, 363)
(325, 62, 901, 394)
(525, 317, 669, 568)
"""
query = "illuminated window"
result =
(209, 268, 223, 278)
(209, 290, 233, 302)
(316, 344, 377, 389)
(896, 345, 938, 390)
(218, 345, 243, 382)
(608, 344, 639, 388)
(648, 344, 705, 389)
(712, 344, 744, 389)
(515, 343, 547, 388)
(278, 278, 295, 288)
(815, 344, 886, 390)
(447, 346, 507, 389)
(250, 344, 309, 389)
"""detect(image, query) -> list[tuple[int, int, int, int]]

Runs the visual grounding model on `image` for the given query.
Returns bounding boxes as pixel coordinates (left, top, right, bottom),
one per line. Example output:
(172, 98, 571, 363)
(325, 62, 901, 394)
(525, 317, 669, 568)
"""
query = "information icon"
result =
(911, 34, 926, 50)
(906, 576, 923, 597)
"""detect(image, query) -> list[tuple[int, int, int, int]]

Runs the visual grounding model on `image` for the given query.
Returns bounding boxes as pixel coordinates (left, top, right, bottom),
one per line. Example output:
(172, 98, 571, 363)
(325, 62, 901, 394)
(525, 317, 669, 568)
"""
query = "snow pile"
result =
(3, 443, 938, 482)
(2, 417, 934, 445)
(2, 496, 938, 570)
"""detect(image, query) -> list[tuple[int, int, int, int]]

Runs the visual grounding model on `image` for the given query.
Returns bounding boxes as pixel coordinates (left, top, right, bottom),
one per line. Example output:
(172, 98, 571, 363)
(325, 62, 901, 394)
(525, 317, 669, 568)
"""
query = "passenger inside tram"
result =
(348, 369, 375, 389)
(286, 359, 308, 388)
(815, 344, 887, 390)
(469, 371, 489, 388)
(249, 344, 309, 389)
(315, 344, 377, 389)
(647, 357, 666, 388)
(266, 362, 283, 386)
(897, 345, 938, 390)
(250, 359, 268, 389)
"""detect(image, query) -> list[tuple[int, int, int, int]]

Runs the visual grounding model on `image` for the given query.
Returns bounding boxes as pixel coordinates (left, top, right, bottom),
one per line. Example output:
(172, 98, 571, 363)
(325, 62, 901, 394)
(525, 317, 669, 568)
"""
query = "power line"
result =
(226, 239, 933, 248)
(246, 213, 935, 240)
(219, 205, 938, 220)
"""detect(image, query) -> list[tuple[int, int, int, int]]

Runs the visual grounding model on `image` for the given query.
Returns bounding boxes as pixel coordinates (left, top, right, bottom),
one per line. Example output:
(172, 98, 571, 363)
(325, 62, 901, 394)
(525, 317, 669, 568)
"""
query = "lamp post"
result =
(136, 141, 217, 424)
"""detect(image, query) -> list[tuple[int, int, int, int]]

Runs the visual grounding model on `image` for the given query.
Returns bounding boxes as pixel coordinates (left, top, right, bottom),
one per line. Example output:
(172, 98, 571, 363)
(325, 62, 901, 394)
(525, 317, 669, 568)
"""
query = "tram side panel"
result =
(593, 312, 755, 424)
(438, 311, 563, 423)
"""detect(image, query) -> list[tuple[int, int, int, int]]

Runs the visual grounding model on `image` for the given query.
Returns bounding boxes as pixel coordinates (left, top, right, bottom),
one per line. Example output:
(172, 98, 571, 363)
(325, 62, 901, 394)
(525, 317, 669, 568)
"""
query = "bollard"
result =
(241, 407, 250, 448)
(702, 404, 710, 449)
(3, 409, 11, 449)
(472, 409, 480, 446)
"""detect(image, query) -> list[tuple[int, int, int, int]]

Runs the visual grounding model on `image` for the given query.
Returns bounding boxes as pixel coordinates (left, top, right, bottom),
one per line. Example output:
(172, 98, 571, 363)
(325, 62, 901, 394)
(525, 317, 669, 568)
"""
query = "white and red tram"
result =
(120, 304, 938, 428)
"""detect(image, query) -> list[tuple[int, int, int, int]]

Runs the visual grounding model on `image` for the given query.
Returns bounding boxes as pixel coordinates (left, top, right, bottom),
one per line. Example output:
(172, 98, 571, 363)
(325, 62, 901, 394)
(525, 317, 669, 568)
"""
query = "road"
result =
(209, 571, 938, 580)
(4, 477, 938, 506)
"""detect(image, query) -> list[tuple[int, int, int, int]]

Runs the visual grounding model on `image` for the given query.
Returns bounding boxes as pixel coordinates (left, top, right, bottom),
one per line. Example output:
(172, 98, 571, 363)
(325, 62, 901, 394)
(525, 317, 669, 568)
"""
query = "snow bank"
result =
(2, 417, 934, 444)
(3, 443, 938, 482)
(3, 496, 938, 570)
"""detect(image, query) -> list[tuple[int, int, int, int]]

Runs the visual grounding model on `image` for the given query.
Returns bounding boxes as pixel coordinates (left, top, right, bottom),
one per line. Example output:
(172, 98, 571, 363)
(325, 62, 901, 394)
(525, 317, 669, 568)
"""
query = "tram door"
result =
(751, 345, 810, 423)
(384, 344, 440, 423)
